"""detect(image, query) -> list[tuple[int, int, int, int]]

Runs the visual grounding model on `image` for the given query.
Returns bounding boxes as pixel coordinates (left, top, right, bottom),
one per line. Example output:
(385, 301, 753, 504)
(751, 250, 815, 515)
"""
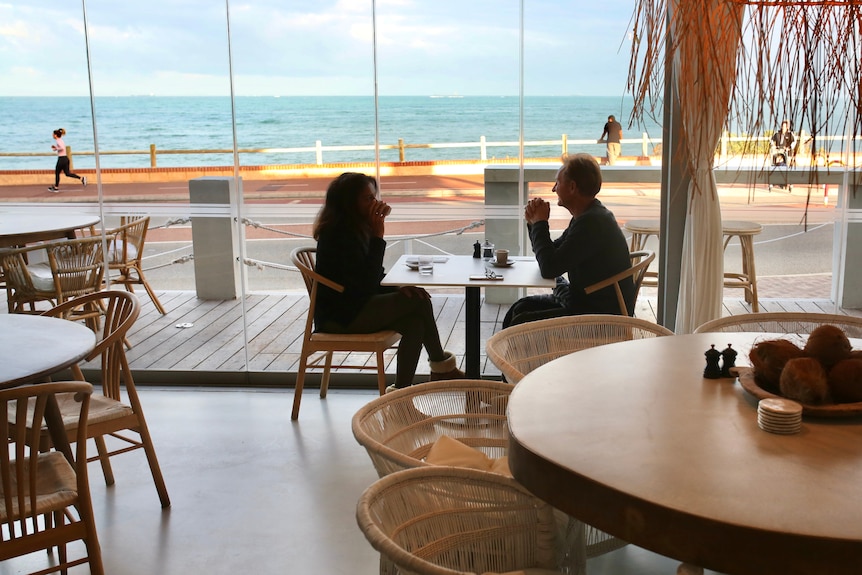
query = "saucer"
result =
(490, 260, 514, 268)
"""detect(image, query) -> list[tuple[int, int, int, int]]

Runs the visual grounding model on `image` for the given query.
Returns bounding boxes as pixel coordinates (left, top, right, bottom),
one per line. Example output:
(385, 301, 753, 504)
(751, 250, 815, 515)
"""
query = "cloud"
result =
(0, 0, 636, 97)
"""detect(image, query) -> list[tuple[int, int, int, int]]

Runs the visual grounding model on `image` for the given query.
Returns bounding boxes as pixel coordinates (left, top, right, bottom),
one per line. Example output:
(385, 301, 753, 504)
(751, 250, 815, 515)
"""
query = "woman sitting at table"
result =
(312, 172, 464, 389)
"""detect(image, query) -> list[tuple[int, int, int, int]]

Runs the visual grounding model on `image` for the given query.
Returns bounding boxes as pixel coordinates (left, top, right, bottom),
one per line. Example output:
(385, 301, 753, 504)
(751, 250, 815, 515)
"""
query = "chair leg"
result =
(292, 356, 309, 420)
(136, 418, 172, 508)
(375, 349, 387, 395)
(94, 435, 116, 486)
(55, 510, 67, 568)
(136, 265, 167, 315)
(319, 352, 334, 399)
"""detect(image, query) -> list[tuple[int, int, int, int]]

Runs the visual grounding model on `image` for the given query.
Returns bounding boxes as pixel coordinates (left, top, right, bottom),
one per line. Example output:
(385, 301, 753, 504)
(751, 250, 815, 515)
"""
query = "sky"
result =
(0, 0, 638, 97)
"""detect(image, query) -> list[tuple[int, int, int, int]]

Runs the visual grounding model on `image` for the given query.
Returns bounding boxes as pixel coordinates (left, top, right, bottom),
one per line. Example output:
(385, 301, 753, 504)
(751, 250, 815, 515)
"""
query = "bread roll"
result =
(804, 325, 852, 368)
(779, 357, 830, 404)
(827, 358, 862, 403)
(749, 339, 805, 393)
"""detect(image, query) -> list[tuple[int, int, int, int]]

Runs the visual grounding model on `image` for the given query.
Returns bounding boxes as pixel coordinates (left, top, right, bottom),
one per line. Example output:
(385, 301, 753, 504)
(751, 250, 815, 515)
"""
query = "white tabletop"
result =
(0, 315, 96, 387)
(381, 254, 557, 289)
(508, 332, 862, 574)
(0, 213, 100, 248)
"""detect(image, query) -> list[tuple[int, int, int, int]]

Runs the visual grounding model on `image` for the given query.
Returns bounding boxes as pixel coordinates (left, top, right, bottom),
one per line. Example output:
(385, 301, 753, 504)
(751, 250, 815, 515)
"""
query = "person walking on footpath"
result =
(49, 128, 87, 192)
(598, 115, 623, 165)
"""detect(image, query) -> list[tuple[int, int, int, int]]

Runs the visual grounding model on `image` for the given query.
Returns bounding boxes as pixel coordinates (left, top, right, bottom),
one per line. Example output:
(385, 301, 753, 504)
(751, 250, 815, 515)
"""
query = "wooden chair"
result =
(1, 236, 107, 329)
(37, 290, 171, 508)
(486, 314, 674, 384)
(693, 311, 862, 337)
(351, 380, 625, 569)
(584, 249, 655, 316)
(356, 466, 563, 575)
(1, 381, 104, 575)
(104, 216, 166, 314)
(290, 246, 401, 420)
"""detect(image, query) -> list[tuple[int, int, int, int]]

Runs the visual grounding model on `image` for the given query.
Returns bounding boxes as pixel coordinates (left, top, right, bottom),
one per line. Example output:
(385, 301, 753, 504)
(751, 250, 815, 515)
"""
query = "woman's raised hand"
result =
(369, 199, 391, 237)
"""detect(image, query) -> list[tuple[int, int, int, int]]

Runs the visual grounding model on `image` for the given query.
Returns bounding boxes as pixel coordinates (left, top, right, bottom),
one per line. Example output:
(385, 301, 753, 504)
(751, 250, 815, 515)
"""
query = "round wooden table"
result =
(508, 332, 862, 575)
(0, 213, 100, 248)
(0, 314, 96, 386)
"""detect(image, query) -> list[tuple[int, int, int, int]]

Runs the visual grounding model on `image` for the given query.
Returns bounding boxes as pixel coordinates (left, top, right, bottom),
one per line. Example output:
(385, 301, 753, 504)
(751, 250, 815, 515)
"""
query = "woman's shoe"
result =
(428, 351, 466, 381)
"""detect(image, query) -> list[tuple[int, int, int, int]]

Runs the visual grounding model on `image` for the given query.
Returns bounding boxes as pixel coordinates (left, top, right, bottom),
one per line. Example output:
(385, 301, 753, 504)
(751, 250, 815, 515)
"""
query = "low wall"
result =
(0, 157, 658, 187)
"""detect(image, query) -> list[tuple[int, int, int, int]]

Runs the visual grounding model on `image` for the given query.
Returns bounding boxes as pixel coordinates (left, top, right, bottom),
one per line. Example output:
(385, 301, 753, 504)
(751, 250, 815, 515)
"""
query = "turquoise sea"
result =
(0, 96, 663, 170)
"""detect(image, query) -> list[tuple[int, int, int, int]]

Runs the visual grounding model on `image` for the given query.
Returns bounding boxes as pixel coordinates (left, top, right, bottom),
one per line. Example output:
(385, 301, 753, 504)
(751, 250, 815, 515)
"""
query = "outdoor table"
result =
(507, 332, 862, 575)
(381, 254, 555, 378)
(0, 314, 97, 462)
(0, 212, 100, 248)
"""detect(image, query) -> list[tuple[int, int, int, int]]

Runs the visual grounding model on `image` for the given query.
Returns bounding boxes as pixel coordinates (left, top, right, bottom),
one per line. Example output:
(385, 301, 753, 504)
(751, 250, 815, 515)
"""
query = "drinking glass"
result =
(418, 255, 434, 275)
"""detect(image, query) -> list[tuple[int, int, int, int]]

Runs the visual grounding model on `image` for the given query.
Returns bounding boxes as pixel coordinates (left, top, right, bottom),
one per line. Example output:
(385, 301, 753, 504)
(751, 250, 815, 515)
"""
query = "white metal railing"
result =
(2, 133, 858, 169)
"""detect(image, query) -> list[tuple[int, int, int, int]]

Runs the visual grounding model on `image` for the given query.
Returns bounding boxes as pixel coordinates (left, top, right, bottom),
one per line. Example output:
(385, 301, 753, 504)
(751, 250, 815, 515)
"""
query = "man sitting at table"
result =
(502, 153, 634, 328)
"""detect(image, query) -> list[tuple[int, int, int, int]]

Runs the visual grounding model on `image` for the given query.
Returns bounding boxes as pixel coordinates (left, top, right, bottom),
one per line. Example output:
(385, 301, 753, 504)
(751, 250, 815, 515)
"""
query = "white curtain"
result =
(672, 0, 745, 334)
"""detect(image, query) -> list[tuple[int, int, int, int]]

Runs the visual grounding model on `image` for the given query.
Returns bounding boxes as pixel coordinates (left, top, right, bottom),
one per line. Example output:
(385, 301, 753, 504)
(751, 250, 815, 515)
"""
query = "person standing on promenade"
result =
(770, 120, 796, 166)
(313, 172, 464, 389)
(502, 153, 634, 328)
(49, 128, 86, 192)
(598, 115, 623, 165)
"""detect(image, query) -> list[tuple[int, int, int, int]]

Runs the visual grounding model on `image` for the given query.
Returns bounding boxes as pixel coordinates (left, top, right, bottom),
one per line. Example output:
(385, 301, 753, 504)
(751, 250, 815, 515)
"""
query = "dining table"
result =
(0, 212, 101, 248)
(507, 331, 862, 575)
(381, 254, 556, 378)
(0, 314, 97, 461)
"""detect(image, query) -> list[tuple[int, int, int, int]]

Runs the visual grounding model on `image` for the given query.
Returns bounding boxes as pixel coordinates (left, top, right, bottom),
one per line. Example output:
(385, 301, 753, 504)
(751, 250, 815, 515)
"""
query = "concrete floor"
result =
(1, 387, 719, 575)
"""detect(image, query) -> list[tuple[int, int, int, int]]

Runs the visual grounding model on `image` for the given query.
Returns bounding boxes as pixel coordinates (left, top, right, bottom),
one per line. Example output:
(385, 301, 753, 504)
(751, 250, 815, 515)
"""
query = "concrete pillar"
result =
(840, 183, 862, 309)
(484, 167, 526, 304)
(189, 177, 243, 300)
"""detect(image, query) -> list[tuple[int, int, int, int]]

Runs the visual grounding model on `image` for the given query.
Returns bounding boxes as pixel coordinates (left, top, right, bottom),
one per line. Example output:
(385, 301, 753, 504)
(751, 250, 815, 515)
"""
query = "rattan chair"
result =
(693, 312, 862, 337)
(35, 290, 171, 508)
(290, 246, 401, 420)
(1, 381, 104, 575)
(584, 249, 655, 316)
(104, 216, 166, 314)
(486, 314, 675, 384)
(1, 236, 106, 328)
(356, 466, 563, 575)
(351, 380, 626, 568)
(351, 379, 512, 478)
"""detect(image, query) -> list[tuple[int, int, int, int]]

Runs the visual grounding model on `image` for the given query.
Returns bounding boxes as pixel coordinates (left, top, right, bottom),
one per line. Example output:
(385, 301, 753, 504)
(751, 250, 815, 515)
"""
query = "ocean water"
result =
(0, 96, 663, 170)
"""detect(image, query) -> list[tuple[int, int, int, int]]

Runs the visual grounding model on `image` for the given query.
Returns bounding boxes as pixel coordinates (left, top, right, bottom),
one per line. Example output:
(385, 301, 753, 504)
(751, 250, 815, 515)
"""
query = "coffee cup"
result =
(495, 249, 509, 265)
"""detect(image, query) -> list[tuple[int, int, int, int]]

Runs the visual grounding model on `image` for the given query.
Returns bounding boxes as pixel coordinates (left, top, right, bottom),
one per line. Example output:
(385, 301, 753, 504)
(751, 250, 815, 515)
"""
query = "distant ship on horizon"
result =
(429, 94, 464, 98)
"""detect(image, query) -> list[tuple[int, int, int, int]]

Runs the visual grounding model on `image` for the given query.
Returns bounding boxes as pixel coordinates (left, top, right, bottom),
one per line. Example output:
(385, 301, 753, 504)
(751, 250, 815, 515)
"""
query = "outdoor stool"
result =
(623, 219, 762, 311)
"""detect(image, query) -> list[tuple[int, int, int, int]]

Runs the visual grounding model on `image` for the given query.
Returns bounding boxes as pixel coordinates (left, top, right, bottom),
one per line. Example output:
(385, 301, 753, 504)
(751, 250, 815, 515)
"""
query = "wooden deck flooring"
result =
(72, 286, 862, 387)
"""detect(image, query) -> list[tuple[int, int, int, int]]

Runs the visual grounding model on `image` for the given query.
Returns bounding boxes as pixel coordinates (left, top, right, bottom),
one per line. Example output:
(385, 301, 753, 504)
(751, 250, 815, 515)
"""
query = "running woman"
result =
(49, 128, 87, 192)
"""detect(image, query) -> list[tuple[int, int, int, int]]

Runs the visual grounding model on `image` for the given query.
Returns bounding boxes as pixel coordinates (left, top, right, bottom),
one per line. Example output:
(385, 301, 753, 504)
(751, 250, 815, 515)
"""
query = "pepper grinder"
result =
(704, 345, 722, 379)
(720, 344, 737, 378)
(473, 240, 482, 258)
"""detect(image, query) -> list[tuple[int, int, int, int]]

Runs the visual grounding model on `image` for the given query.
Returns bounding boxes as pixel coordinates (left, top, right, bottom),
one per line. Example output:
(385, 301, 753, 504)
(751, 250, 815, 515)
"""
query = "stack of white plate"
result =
(757, 398, 803, 434)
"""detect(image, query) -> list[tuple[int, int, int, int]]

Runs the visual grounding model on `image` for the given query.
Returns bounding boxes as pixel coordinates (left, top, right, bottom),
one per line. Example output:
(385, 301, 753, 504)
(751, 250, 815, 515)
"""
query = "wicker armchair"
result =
(356, 466, 563, 575)
(351, 380, 627, 569)
(486, 314, 674, 384)
(693, 312, 862, 337)
(105, 216, 166, 314)
(352, 380, 511, 478)
(1, 236, 107, 329)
